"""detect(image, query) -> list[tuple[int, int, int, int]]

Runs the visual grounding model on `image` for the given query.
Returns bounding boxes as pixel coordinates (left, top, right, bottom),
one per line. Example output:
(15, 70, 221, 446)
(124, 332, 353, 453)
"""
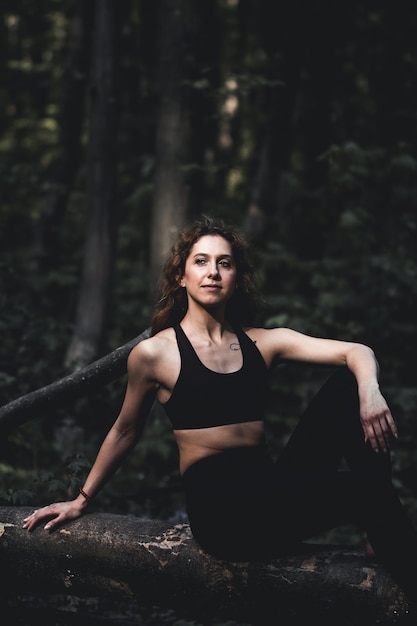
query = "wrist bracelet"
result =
(79, 487, 91, 501)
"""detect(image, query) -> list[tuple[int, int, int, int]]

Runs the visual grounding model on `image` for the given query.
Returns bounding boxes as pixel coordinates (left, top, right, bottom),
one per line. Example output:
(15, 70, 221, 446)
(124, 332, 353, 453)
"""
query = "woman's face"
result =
(180, 235, 237, 309)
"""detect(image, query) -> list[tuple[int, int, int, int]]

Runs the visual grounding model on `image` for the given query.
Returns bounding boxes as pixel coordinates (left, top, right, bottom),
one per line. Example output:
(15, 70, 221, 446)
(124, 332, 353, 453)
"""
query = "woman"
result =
(23, 216, 417, 602)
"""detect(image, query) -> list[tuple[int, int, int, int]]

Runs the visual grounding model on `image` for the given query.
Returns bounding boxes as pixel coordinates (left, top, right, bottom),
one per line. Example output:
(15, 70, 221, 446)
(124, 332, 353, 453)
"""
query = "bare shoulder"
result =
(244, 326, 307, 366)
(127, 328, 180, 389)
(245, 325, 295, 346)
(245, 326, 289, 336)
(128, 328, 176, 369)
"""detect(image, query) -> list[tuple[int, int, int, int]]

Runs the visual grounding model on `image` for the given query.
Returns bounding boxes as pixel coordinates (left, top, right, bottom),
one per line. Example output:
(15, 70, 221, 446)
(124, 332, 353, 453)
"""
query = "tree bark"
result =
(65, 0, 120, 370)
(149, 0, 190, 299)
(184, 0, 219, 218)
(0, 329, 150, 434)
(0, 506, 410, 625)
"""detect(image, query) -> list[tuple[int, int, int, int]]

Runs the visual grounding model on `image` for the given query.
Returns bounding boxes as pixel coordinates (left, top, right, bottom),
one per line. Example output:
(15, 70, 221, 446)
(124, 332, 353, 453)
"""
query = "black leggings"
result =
(183, 368, 417, 599)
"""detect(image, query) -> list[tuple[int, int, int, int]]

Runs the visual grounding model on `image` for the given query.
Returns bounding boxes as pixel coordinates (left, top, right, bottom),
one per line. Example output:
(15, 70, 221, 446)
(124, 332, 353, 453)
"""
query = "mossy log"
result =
(0, 506, 412, 625)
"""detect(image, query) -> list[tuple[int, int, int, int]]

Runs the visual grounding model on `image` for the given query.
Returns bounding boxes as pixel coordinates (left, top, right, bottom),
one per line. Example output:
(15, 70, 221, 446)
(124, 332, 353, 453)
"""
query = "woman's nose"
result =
(207, 263, 220, 278)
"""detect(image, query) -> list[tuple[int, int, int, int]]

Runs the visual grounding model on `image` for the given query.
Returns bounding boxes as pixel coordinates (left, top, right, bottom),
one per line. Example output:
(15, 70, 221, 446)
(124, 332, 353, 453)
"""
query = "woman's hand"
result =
(358, 384, 398, 453)
(22, 498, 87, 532)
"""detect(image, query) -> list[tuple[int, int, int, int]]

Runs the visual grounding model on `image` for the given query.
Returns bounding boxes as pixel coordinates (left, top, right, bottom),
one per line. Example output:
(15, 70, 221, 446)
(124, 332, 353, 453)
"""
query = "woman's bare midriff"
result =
(174, 420, 265, 475)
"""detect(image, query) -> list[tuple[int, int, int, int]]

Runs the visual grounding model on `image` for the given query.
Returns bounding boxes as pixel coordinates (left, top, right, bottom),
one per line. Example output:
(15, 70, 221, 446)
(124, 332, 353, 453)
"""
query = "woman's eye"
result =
(194, 258, 231, 267)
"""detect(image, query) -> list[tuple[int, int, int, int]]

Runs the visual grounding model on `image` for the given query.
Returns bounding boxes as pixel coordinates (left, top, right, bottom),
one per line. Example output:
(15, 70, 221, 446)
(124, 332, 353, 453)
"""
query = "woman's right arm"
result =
(23, 341, 158, 532)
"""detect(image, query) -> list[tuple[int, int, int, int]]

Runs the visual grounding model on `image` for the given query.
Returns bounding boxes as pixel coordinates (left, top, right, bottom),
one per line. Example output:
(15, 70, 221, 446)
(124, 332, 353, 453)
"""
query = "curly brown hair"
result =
(151, 216, 263, 335)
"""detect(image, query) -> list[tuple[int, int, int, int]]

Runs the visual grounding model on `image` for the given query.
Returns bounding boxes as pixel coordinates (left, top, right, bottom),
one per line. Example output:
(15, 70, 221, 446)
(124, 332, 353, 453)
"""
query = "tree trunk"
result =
(245, 0, 306, 236)
(149, 0, 190, 299)
(0, 506, 410, 625)
(65, 0, 120, 371)
(31, 0, 93, 271)
(184, 0, 219, 218)
(0, 329, 150, 434)
(287, 2, 338, 261)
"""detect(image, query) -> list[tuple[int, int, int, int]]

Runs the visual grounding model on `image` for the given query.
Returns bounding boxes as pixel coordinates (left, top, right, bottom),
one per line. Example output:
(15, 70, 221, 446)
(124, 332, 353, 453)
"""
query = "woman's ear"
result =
(178, 274, 185, 288)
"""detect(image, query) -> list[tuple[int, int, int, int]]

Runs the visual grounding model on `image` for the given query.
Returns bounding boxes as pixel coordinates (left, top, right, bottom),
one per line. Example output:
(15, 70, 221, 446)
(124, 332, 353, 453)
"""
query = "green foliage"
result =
(1, 0, 417, 549)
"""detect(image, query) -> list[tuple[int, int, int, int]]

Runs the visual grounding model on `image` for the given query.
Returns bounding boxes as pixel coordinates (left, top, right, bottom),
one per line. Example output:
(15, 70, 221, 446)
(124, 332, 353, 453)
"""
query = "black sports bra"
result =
(162, 324, 269, 430)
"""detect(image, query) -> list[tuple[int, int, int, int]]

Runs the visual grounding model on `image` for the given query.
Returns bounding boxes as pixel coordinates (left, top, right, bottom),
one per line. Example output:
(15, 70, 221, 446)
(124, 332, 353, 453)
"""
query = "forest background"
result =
(1, 0, 417, 544)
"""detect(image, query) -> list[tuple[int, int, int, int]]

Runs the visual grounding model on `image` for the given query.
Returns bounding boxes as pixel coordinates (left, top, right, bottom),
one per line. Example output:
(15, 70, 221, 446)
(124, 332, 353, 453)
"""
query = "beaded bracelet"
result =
(79, 487, 91, 501)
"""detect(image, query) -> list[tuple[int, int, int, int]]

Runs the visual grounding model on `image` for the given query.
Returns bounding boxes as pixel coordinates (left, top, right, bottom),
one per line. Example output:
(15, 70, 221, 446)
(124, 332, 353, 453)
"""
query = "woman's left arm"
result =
(255, 327, 398, 453)
(345, 343, 398, 453)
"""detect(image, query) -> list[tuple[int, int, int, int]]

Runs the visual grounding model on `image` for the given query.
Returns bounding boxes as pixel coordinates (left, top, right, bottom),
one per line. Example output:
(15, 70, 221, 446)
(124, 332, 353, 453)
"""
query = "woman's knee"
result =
(315, 367, 360, 418)
(326, 367, 358, 392)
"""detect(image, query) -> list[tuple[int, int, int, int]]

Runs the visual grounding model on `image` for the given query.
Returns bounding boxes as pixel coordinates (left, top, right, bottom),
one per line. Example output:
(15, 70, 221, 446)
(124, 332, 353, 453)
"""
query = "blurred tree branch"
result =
(0, 328, 150, 434)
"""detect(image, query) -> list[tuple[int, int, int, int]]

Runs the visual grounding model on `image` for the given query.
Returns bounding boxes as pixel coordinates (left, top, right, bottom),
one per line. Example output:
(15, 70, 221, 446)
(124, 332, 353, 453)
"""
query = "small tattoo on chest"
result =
(229, 340, 256, 351)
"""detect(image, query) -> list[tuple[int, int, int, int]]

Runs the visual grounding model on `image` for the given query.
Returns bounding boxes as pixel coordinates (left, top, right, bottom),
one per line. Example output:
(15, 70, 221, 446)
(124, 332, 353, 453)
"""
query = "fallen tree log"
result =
(0, 328, 150, 434)
(0, 506, 412, 625)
